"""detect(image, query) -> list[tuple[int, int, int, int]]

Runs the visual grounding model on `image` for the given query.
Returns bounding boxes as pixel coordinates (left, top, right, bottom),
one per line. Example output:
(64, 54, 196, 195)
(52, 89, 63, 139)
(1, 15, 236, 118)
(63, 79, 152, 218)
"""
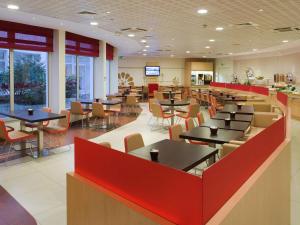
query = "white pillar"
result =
(94, 41, 106, 99)
(109, 48, 119, 94)
(49, 29, 65, 113)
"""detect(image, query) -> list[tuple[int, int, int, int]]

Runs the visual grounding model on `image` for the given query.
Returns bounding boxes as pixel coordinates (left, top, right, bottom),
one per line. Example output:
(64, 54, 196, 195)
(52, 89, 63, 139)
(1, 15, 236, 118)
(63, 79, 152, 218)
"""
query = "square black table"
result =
(200, 119, 250, 132)
(220, 104, 254, 115)
(0, 111, 65, 156)
(179, 127, 244, 145)
(129, 139, 218, 171)
(212, 112, 253, 122)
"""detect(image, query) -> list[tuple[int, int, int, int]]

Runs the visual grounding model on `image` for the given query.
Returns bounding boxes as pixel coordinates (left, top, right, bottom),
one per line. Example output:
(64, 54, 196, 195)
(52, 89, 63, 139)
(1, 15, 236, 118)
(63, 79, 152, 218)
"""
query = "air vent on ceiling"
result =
(120, 27, 147, 32)
(156, 49, 171, 52)
(274, 27, 293, 32)
(78, 10, 97, 15)
(235, 22, 258, 27)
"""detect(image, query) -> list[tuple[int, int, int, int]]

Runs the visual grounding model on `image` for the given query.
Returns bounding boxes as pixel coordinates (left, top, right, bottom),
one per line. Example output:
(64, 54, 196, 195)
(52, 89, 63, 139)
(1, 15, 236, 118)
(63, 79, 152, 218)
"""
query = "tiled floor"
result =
(0, 103, 299, 225)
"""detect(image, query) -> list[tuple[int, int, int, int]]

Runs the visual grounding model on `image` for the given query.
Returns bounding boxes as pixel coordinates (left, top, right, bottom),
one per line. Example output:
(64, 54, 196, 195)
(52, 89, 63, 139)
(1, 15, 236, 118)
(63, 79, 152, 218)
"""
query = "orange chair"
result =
(151, 103, 174, 127)
(176, 103, 199, 123)
(25, 107, 52, 130)
(43, 110, 71, 148)
(169, 124, 185, 142)
(208, 107, 216, 118)
(124, 133, 145, 153)
(197, 112, 205, 125)
(0, 119, 35, 162)
(185, 118, 208, 145)
(70, 102, 91, 128)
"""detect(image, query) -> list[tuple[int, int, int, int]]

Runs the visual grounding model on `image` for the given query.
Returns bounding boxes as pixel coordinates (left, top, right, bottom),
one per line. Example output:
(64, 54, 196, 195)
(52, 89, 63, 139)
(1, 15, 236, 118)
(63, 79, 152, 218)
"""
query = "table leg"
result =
(208, 142, 217, 165)
(36, 122, 44, 158)
(170, 106, 175, 125)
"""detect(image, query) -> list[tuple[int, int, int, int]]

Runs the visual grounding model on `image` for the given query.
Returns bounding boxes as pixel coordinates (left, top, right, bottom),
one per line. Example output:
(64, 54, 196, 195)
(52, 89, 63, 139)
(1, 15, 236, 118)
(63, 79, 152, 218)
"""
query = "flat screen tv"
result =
(145, 66, 160, 76)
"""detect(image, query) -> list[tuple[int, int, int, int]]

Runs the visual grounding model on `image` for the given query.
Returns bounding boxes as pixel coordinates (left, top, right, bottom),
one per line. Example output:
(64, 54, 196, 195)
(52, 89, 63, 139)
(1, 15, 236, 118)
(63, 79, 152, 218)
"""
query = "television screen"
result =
(145, 66, 160, 76)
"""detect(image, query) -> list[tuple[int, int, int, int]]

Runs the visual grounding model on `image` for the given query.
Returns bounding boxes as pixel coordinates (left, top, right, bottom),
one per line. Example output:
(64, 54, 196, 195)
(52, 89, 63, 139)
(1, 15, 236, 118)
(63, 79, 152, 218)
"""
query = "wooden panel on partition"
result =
(207, 141, 291, 225)
(67, 173, 174, 225)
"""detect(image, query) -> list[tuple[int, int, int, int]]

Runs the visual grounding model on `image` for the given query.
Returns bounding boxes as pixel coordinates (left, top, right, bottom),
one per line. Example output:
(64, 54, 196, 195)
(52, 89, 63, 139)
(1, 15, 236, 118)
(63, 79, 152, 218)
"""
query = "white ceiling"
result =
(2, 0, 300, 58)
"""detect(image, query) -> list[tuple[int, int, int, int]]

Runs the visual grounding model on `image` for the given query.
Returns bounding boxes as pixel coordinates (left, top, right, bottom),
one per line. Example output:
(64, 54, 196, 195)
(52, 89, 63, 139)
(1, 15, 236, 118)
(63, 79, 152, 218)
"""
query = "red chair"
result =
(208, 107, 216, 118)
(148, 83, 159, 98)
(185, 118, 208, 145)
(197, 112, 205, 125)
(25, 107, 51, 130)
(0, 119, 35, 162)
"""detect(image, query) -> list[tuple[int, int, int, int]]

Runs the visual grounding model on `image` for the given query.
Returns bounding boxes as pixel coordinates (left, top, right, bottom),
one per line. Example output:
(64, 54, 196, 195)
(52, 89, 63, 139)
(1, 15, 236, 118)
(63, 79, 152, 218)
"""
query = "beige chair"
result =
(220, 143, 239, 158)
(252, 103, 272, 112)
(153, 91, 164, 100)
(92, 103, 109, 128)
(106, 98, 122, 126)
(124, 133, 145, 153)
(70, 101, 91, 127)
(125, 95, 138, 114)
(99, 142, 111, 148)
(185, 118, 208, 145)
(176, 103, 200, 123)
(151, 103, 174, 128)
(168, 124, 185, 142)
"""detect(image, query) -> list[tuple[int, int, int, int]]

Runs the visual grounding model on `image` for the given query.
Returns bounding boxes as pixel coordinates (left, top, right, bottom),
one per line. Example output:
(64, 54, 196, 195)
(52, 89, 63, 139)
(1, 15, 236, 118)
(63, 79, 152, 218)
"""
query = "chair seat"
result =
(175, 108, 188, 113)
(162, 113, 175, 119)
(176, 112, 189, 119)
(189, 140, 209, 145)
(8, 130, 35, 142)
(43, 125, 67, 134)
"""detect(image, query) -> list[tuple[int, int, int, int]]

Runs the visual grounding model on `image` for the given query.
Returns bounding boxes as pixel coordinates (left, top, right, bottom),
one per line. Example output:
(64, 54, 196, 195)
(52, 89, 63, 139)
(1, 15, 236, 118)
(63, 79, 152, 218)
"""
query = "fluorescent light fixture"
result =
(186, 50, 191, 53)
(90, 21, 98, 26)
(282, 40, 289, 43)
(140, 39, 147, 43)
(209, 39, 215, 42)
(205, 46, 211, 49)
(7, 4, 19, 10)
(216, 27, 224, 31)
(197, 9, 208, 14)
(128, 33, 135, 37)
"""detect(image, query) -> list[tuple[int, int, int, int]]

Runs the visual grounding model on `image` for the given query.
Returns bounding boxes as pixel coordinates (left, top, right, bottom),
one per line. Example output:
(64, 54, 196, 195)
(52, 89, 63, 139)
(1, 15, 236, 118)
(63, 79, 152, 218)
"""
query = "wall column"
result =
(49, 29, 65, 113)
(109, 48, 119, 94)
(94, 40, 106, 99)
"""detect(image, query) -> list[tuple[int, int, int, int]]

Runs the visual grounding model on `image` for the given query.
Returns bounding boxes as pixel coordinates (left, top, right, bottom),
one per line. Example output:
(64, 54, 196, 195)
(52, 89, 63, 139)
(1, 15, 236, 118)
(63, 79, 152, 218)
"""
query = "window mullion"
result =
(9, 49, 14, 112)
(76, 55, 79, 99)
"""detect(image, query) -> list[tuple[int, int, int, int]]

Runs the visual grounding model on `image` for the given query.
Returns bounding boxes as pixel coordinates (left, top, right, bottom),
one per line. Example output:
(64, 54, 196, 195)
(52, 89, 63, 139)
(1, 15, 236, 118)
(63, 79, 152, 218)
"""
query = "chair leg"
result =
(5, 143, 14, 164)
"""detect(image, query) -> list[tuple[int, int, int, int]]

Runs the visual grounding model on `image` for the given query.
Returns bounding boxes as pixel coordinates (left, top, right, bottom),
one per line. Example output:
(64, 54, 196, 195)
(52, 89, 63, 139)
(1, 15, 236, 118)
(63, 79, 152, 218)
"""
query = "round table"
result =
(159, 100, 190, 125)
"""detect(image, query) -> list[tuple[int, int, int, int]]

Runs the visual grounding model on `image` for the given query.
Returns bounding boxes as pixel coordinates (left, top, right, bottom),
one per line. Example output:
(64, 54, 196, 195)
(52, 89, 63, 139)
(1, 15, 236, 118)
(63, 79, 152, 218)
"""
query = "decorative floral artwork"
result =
(118, 72, 134, 86)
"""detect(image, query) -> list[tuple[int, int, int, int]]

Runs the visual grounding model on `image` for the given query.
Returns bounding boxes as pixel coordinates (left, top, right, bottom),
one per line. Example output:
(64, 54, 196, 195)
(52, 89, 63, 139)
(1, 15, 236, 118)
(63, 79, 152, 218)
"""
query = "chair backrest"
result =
(154, 91, 164, 100)
(126, 96, 137, 105)
(197, 112, 205, 125)
(70, 102, 83, 114)
(190, 98, 197, 104)
(252, 103, 272, 112)
(253, 112, 278, 128)
(151, 103, 163, 118)
(124, 133, 145, 153)
(148, 83, 159, 94)
(57, 110, 71, 129)
(220, 143, 239, 158)
(185, 118, 196, 131)
(42, 107, 52, 126)
(99, 142, 111, 148)
(188, 103, 200, 118)
(148, 98, 158, 112)
(208, 107, 214, 118)
(92, 102, 105, 117)
(0, 120, 9, 141)
(168, 124, 184, 142)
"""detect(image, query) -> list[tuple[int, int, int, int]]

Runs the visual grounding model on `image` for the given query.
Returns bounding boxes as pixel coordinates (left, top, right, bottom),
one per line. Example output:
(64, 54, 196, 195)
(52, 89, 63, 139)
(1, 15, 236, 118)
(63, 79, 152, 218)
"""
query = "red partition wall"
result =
(277, 92, 288, 106)
(210, 82, 226, 88)
(210, 82, 269, 96)
(202, 117, 285, 223)
(74, 138, 203, 225)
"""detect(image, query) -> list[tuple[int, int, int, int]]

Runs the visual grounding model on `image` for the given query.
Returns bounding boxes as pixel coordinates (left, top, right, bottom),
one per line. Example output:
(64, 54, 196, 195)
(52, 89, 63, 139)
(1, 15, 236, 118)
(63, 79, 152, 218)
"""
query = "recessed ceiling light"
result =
(186, 50, 191, 54)
(140, 39, 147, 43)
(209, 39, 215, 42)
(7, 4, 19, 10)
(106, 11, 111, 14)
(229, 52, 233, 55)
(143, 49, 147, 52)
(202, 56, 207, 58)
(145, 45, 150, 48)
(170, 54, 175, 57)
(258, 9, 264, 12)
(128, 33, 135, 37)
(253, 48, 257, 51)
(216, 27, 224, 31)
(90, 21, 98, 26)
(143, 53, 147, 56)
(171, 38, 175, 41)
(205, 46, 211, 49)
(197, 9, 208, 14)
(282, 40, 289, 43)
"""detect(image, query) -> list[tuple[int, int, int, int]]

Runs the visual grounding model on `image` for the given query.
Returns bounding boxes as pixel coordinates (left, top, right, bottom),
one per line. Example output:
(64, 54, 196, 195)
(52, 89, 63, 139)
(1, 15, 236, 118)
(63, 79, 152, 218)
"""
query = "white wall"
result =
(118, 57, 185, 86)
(216, 52, 300, 85)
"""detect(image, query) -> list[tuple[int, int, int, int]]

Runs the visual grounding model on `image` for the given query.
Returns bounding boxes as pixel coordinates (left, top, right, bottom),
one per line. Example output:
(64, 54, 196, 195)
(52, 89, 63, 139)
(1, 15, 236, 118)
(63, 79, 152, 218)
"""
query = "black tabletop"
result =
(159, 100, 190, 107)
(0, 110, 65, 123)
(212, 112, 253, 122)
(179, 127, 244, 144)
(79, 99, 122, 105)
(129, 139, 218, 171)
(200, 119, 250, 132)
(220, 104, 254, 115)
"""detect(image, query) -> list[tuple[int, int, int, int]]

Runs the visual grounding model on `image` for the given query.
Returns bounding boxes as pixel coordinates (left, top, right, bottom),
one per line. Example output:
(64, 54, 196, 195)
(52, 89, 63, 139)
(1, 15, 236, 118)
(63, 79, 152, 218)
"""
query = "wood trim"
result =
(67, 173, 175, 225)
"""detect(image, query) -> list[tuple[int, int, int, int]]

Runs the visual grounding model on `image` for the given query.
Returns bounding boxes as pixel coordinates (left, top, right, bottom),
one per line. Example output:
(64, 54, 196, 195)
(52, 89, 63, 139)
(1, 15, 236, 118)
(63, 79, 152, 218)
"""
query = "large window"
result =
(13, 50, 48, 111)
(65, 54, 94, 108)
(0, 48, 9, 113)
